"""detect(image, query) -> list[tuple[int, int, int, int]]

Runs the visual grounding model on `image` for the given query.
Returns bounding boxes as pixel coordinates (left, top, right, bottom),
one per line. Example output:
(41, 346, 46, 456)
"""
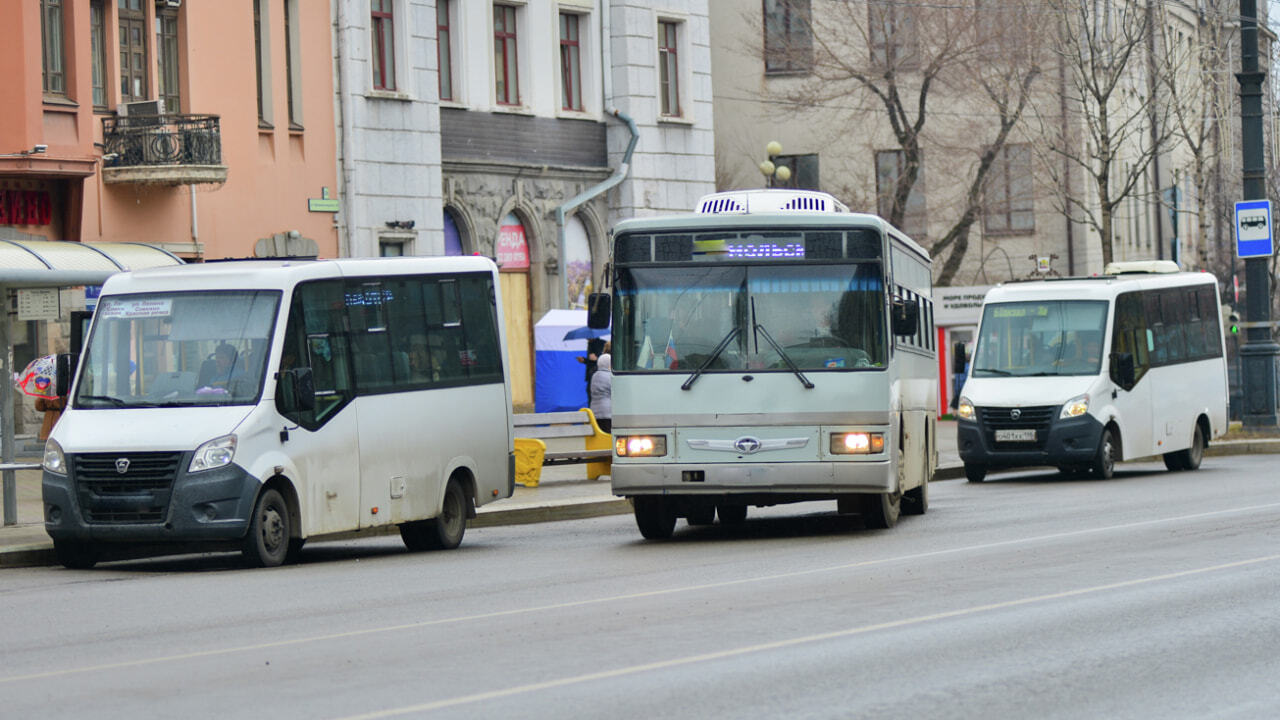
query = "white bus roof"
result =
(99, 256, 499, 295)
(984, 271, 1219, 304)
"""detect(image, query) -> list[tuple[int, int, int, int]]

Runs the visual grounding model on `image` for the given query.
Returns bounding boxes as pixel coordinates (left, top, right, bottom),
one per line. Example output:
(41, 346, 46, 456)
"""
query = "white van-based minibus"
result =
(956, 261, 1228, 482)
(42, 257, 513, 568)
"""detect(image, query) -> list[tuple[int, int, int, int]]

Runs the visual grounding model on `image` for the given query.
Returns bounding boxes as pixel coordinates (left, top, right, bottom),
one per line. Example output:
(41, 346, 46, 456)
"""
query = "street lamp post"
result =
(758, 141, 791, 187)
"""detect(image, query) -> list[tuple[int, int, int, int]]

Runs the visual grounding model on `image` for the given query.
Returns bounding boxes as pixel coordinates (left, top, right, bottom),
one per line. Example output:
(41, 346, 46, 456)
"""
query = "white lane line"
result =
(333, 553, 1280, 719)
(4, 500, 1280, 685)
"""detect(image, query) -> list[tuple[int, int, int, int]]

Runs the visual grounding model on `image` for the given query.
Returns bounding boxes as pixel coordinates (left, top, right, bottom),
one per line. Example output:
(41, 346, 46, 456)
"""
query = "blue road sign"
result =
(1235, 199, 1274, 259)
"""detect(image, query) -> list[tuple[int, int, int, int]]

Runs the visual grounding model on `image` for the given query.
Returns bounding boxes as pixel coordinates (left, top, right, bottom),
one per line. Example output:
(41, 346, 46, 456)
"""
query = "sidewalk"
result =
(6, 421, 1278, 568)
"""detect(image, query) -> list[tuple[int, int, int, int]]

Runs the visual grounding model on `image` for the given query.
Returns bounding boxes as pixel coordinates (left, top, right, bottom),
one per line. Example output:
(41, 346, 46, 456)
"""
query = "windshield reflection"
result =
(971, 300, 1109, 377)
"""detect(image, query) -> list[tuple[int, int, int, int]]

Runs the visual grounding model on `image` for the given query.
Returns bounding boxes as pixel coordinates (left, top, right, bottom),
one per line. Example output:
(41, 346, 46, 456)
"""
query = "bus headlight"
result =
(830, 432, 885, 455)
(957, 396, 976, 421)
(190, 434, 237, 473)
(614, 435, 667, 457)
(1060, 394, 1090, 419)
(43, 438, 67, 475)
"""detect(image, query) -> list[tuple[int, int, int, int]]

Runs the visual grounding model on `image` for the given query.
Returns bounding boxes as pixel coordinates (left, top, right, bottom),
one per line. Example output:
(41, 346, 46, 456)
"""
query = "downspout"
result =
(189, 186, 198, 250)
(335, 0, 356, 258)
(553, 2, 638, 307)
(1060, 41, 1075, 275)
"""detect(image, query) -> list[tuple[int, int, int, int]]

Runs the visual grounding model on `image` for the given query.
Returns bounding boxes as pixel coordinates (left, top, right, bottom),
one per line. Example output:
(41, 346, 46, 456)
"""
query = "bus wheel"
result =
(413, 478, 468, 551)
(861, 491, 901, 529)
(1092, 427, 1117, 480)
(633, 497, 676, 540)
(1164, 424, 1204, 472)
(54, 540, 98, 570)
(686, 505, 716, 526)
(243, 488, 290, 567)
(717, 503, 747, 525)
(964, 463, 987, 483)
(902, 479, 928, 516)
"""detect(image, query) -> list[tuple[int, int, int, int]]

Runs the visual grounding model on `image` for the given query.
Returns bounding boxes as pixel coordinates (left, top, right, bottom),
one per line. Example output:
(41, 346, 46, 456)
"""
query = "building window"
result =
(494, 5, 520, 105)
(371, 0, 396, 91)
(379, 239, 407, 257)
(560, 12, 583, 111)
(868, 2, 917, 69)
(90, 0, 107, 108)
(438, 1, 453, 101)
(254, 0, 271, 124)
(41, 0, 66, 96)
(773, 154, 820, 190)
(284, 0, 302, 127)
(156, 5, 181, 113)
(119, 0, 148, 103)
(763, 0, 812, 74)
(875, 149, 928, 238)
(983, 144, 1035, 234)
(658, 20, 680, 117)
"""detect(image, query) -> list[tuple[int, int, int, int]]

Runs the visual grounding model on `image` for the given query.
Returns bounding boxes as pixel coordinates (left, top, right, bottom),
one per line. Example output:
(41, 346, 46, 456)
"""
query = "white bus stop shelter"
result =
(1, 240, 184, 525)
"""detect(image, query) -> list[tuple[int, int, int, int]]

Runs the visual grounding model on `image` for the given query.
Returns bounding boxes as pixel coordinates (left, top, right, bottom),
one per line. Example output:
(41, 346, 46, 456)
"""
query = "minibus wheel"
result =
(902, 478, 928, 515)
(54, 540, 99, 570)
(1092, 427, 1117, 480)
(861, 491, 901, 529)
(686, 505, 716, 526)
(964, 463, 987, 483)
(1163, 424, 1204, 472)
(633, 496, 676, 539)
(243, 488, 290, 567)
(717, 503, 747, 525)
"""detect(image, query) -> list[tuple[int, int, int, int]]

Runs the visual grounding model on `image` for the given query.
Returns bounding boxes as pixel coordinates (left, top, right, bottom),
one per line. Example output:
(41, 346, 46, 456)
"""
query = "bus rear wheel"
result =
(861, 491, 901, 529)
(1163, 424, 1204, 472)
(633, 497, 676, 539)
(402, 478, 468, 551)
(54, 539, 98, 570)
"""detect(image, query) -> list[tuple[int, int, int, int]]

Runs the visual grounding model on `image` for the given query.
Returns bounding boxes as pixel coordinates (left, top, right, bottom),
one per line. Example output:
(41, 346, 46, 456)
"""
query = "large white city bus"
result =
(588, 189, 937, 539)
(43, 257, 513, 568)
(956, 261, 1228, 482)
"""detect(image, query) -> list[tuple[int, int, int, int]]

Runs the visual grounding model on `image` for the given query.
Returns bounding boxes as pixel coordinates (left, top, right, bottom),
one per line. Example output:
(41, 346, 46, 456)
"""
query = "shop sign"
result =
(0, 189, 53, 226)
(496, 214, 530, 270)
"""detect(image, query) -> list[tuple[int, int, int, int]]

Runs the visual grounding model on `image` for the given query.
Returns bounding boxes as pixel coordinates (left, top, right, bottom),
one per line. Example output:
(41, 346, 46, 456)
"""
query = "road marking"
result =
(4, 500, 1280, 685)
(331, 553, 1280, 719)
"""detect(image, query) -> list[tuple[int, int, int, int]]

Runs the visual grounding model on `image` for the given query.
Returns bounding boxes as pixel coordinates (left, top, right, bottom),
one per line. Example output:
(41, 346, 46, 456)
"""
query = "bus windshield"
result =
(74, 290, 281, 408)
(971, 300, 1109, 377)
(614, 263, 885, 372)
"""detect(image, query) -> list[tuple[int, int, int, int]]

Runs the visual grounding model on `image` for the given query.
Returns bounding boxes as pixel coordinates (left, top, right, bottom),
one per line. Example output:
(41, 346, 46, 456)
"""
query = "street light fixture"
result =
(758, 141, 790, 187)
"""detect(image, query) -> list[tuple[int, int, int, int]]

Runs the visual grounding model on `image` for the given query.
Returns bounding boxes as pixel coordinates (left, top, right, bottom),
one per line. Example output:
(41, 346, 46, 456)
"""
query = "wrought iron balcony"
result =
(101, 114, 228, 185)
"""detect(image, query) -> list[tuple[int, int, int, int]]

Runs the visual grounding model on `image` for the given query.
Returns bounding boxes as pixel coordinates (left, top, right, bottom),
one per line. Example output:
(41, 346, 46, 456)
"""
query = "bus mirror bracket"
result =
(587, 293, 611, 330)
(1110, 352, 1135, 390)
(55, 353, 79, 398)
(890, 299, 919, 336)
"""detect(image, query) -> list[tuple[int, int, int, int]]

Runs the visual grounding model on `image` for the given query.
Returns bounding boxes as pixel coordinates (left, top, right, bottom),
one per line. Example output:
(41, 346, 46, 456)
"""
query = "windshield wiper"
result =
(972, 366, 1013, 376)
(77, 394, 130, 408)
(681, 327, 741, 391)
(754, 323, 815, 389)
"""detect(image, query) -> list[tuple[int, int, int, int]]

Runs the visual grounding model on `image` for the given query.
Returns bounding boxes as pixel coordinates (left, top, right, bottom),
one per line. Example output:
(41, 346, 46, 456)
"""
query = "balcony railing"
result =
(101, 114, 228, 185)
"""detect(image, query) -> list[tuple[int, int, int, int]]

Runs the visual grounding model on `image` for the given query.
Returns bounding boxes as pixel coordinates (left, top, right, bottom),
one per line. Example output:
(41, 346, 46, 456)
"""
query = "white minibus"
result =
(956, 261, 1228, 482)
(590, 189, 937, 539)
(43, 257, 513, 568)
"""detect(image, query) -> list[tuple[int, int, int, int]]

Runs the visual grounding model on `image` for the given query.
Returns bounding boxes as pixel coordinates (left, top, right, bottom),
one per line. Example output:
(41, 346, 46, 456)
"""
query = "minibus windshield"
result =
(74, 290, 282, 408)
(971, 300, 1109, 377)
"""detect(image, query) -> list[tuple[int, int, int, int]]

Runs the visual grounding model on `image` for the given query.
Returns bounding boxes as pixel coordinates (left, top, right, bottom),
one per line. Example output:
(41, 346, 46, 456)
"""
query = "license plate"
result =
(995, 428, 1037, 442)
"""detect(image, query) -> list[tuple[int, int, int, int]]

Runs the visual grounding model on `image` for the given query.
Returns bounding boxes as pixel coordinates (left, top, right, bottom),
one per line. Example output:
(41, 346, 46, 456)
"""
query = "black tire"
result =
(243, 488, 290, 568)
(1169, 423, 1205, 472)
(861, 491, 901, 530)
(633, 496, 676, 539)
(1092, 427, 1117, 480)
(1162, 452, 1185, 472)
(686, 505, 716, 526)
(717, 503, 748, 525)
(902, 478, 928, 516)
(54, 539, 99, 570)
(965, 463, 987, 483)
(401, 479, 469, 551)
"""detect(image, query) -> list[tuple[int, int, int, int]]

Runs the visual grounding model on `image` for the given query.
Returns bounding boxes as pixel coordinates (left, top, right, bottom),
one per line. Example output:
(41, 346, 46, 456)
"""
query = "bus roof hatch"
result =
(695, 189, 850, 215)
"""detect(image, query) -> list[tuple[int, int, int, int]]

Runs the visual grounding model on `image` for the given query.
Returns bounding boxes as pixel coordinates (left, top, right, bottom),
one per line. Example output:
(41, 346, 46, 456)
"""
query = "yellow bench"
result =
(513, 409, 612, 487)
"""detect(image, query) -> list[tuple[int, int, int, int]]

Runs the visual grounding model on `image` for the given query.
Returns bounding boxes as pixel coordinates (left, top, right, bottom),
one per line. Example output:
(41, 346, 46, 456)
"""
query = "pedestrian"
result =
(589, 352, 612, 433)
(578, 337, 606, 396)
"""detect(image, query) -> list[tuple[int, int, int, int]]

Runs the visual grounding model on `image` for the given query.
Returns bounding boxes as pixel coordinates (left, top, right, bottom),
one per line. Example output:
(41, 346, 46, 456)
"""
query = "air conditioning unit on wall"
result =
(164, 0, 182, 8)
(118, 99, 163, 117)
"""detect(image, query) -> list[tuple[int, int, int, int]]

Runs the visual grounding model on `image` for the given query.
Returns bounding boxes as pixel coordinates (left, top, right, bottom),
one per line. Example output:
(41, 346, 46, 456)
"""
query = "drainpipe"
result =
(189, 186, 198, 249)
(335, 0, 357, 258)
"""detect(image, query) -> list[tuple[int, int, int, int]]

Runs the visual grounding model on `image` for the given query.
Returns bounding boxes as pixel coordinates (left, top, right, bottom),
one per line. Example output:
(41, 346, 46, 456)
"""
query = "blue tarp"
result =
(534, 309, 609, 413)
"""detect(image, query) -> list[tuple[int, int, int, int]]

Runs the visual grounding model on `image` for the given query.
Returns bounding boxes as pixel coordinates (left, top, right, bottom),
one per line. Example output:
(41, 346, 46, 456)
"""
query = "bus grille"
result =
(977, 406, 1056, 449)
(72, 452, 182, 523)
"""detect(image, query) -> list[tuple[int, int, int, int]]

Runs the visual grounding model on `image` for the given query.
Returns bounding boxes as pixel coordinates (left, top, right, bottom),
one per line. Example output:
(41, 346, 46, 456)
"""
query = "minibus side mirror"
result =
(55, 353, 79, 398)
(1110, 352, 1135, 391)
(952, 342, 968, 373)
(586, 293, 611, 330)
(891, 300, 919, 336)
(277, 367, 316, 414)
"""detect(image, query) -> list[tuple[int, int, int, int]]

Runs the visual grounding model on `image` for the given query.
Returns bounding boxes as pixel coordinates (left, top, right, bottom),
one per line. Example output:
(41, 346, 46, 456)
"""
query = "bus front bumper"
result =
(957, 414, 1104, 468)
(612, 460, 893, 497)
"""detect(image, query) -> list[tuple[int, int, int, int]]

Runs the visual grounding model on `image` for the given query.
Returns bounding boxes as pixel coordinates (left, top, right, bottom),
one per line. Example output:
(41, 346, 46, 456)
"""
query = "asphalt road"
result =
(3, 454, 1279, 719)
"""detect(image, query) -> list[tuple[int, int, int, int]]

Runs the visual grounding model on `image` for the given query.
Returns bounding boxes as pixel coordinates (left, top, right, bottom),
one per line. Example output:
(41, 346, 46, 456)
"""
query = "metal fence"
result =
(101, 114, 222, 167)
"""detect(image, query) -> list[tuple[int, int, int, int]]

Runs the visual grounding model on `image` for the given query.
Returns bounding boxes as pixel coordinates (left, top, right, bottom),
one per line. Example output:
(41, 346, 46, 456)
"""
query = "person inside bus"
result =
(198, 343, 246, 393)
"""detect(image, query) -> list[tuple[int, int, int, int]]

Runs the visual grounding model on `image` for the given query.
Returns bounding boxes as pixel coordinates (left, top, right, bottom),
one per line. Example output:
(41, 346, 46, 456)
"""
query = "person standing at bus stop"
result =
(589, 353, 612, 433)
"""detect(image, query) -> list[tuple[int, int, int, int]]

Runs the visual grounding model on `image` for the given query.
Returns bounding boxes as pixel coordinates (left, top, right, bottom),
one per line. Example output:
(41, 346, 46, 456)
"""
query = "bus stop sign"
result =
(1234, 199, 1273, 259)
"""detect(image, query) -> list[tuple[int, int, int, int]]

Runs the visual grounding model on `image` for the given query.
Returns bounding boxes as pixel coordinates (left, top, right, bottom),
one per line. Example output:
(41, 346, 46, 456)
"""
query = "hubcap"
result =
(262, 507, 284, 551)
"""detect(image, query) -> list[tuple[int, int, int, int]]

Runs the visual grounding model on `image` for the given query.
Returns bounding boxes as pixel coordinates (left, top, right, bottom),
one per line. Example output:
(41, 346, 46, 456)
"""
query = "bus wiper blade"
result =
(78, 394, 130, 408)
(754, 323, 815, 389)
(681, 327, 741, 391)
(972, 367, 1013, 376)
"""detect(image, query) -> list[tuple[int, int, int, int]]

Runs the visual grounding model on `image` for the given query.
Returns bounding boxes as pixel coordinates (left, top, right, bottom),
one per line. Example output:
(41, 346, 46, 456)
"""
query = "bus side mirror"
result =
(587, 293, 611, 330)
(55, 353, 79, 397)
(891, 300, 919, 336)
(277, 367, 316, 414)
(952, 342, 968, 373)
(1110, 352, 1135, 390)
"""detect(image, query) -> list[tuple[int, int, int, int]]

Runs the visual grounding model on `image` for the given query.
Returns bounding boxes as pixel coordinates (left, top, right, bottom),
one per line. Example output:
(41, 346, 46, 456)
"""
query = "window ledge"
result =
(658, 115, 695, 126)
(367, 89, 413, 102)
(43, 97, 79, 112)
(258, 121, 275, 133)
(288, 122, 305, 134)
(983, 228, 1037, 238)
(439, 99, 468, 109)
(493, 104, 535, 116)
(764, 68, 812, 78)
(556, 108, 596, 121)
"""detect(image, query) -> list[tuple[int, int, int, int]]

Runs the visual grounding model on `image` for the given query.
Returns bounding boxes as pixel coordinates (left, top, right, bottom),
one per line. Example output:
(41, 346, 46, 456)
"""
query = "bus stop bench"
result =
(513, 409, 611, 487)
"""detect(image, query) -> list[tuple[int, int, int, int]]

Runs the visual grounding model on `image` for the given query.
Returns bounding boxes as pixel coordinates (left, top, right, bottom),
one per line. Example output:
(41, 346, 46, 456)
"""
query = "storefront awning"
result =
(0, 239, 184, 287)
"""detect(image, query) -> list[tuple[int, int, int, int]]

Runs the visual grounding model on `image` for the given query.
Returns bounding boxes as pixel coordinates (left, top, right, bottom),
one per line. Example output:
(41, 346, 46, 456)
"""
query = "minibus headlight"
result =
(43, 438, 67, 475)
(1060, 394, 1090, 419)
(614, 435, 667, 457)
(190, 434, 237, 473)
(957, 396, 976, 421)
(830, 432, 885, 455)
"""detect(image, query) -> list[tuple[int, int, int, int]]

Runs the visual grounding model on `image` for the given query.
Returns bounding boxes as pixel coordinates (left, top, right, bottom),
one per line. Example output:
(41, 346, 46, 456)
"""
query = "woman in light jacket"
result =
(589, 353, 612, 433)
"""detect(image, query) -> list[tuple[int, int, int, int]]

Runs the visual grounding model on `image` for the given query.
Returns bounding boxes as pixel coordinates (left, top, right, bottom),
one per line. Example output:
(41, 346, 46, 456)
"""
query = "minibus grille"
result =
(977, 406, 1056, 448)
(72, 452, 182, 523)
